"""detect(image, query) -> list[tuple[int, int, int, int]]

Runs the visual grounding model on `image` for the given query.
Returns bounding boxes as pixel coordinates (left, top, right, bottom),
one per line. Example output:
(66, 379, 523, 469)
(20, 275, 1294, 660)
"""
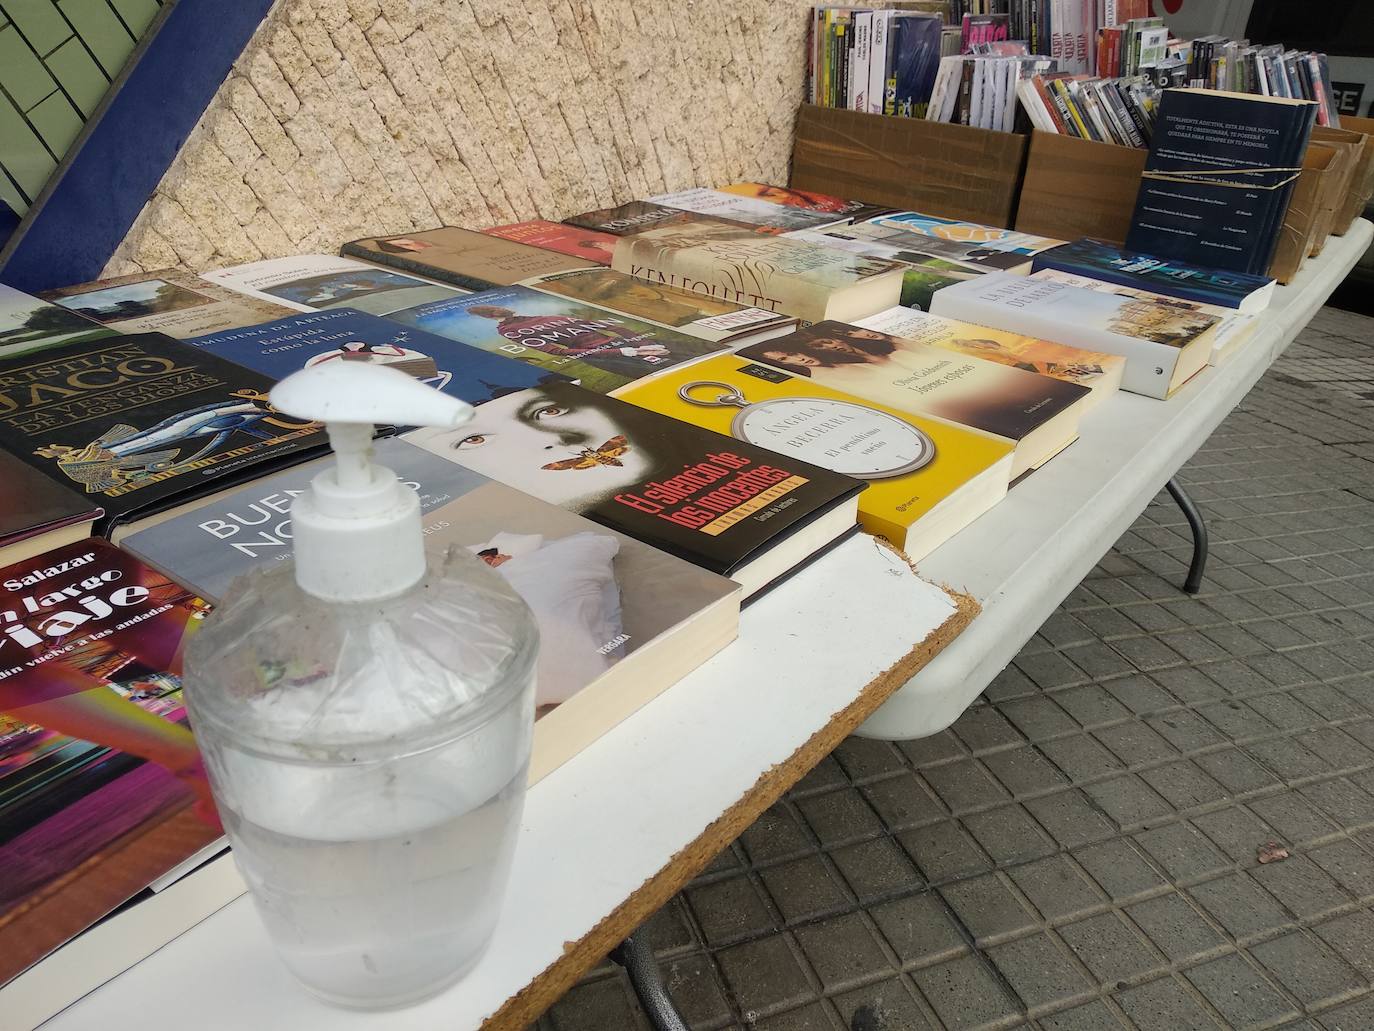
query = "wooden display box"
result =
(1013, 131, 1145, 244)
(789, 104, 1027, 228)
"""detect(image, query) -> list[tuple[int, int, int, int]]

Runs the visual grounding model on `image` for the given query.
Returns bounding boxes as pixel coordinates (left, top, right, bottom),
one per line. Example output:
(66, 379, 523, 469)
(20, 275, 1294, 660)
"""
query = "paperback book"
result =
(0, 539, 221, 988)
(0, 334, 327, 534)
(647, 188, 847, 235)
(610, 221, 907, 325)
(735, 322, 1088, 479)
(0, 285, 113, 359)
(481, 220, 619, 264)
(823, 219, 1044, 273)
(403, 380, 865, 598)
(202, 254, 468, 318)
(854, 305, 1126, 408)
(616, 353, 1013, 556)
(717, 182, 893, 223)
(785, 228, 986, 311)
(42, 270, 295, 339)
(118, 438, 741, 785)
(341, 227, 597, 291)
(0, 451, 102, 568)
(187, 308, 564, 406)
(384, 286, 722, 395)
(564, 201, 754, 238)
(931, 272, 1216, 399)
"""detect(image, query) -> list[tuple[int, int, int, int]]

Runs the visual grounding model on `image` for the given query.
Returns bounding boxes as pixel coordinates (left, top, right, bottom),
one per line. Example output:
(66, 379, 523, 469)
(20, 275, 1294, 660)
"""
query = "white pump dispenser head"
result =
(268, 363, 474, 602)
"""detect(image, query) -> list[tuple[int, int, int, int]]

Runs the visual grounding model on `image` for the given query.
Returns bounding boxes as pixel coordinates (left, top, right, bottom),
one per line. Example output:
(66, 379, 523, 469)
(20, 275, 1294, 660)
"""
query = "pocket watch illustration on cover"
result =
(677, 378, 936, 480)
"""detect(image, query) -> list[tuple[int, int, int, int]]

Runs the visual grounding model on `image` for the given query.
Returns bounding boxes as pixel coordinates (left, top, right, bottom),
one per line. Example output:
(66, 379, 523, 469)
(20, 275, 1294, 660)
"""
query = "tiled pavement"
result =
(539, 307, 1374, 1031)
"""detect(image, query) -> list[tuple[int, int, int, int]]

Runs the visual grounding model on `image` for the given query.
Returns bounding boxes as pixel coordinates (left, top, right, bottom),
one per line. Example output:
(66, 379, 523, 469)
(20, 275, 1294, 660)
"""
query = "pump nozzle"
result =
(268, 364, 475, 602)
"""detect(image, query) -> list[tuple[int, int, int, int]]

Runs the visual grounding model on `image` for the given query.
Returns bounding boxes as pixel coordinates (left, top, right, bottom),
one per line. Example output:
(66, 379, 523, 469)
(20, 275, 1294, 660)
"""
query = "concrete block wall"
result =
(104, 0, 812, 277)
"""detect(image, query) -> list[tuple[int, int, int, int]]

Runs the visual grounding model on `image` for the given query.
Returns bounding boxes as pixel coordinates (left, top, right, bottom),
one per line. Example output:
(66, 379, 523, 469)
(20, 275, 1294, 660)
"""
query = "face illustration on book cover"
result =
(0, 541, 220, 949)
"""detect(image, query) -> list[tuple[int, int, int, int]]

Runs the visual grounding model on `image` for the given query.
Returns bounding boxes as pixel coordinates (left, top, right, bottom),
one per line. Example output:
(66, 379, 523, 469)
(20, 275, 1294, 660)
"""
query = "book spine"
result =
(1032, 76, 1070, 132)
(1046, 78, 1082, 136)
(868, 12, 888, 115)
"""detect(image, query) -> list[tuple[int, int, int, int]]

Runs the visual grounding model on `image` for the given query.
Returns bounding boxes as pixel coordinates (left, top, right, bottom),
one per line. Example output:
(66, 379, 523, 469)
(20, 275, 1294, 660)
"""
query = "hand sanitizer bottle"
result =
(183, 362, 539, 1009)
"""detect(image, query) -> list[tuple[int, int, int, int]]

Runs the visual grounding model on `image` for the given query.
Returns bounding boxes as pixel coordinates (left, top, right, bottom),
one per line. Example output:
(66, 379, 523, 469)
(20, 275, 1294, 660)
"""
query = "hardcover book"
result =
(0, 451, 102, 568)
(563, 201, 755, 238)
(117, 438, 741, 784)
(481, 220, 619, 264)
(1030, 238, 1276, 314)
(202, 254, 468, 318)
(41, 270, 295, 339)
(187, 308, 564, 406)
(616, 353, 1013, 556)
(611, 221, 907, 325)
(931, 272, 1216, 399)
(1125, 89, 1317, 276)
(0, 539, 221, 988)
(0, 335, 326, 534)
(522, 267, 796, 346)
(403, 380, 865, 598)
(736, 321, 1089, 478)
(854, 305, 1126, 409)
(0, 284, 113, 359)
(717, 182, 893, 223)
(340, 226, 596, 291)
(646, 188, 846, 234)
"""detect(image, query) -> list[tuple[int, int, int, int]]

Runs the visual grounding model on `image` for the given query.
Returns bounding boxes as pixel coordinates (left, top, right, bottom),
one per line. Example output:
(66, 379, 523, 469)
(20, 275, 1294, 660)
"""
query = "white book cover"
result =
(202, 254, 464, 317)
(868, 11, 890, 114)
(853, 12, 871, 112)
(647, 188, 842, 233)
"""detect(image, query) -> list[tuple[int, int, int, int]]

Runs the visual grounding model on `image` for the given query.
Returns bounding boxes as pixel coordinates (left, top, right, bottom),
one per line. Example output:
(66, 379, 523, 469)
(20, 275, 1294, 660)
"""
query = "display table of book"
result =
(29, 534, 974, 1030)
(862, 218, 1374, 742)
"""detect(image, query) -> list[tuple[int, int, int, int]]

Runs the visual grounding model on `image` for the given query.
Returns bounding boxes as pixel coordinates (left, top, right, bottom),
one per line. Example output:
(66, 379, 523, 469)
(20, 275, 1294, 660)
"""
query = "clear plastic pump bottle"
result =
(183, 363, 539, 1009)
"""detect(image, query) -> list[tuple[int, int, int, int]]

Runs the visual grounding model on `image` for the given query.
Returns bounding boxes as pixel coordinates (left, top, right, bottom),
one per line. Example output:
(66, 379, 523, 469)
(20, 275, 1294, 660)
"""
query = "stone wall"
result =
(104, 0, 812, 276)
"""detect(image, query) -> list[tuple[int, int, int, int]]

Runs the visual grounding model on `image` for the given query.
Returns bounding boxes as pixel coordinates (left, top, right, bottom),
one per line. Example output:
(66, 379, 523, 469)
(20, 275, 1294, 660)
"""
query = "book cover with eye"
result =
(0, 334, 327, 534)
(0, 539, 220, 987)
(615, 354, 1015, 556)
(117, 437, 741, 786)
(187, 307, 567, 407)
(384, 285, 724, 395)
(402, 380, 865, 595)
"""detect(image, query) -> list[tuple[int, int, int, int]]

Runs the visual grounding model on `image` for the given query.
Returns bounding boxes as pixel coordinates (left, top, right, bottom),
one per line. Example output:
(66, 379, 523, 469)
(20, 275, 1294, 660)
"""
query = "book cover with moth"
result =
(616, 354, 1015, 556)
(0, 539, 220, 987)
(401, 380, 865, 595)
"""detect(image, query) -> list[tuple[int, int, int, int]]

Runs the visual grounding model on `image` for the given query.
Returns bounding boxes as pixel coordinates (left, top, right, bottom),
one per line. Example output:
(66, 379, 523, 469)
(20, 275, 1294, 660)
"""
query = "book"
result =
(647, 188, 847, 234)
(737, 321, 1089, 479)
(0, 334, 327, 535)
(382, 286, 723, 395)
(826, 218, 1045, 273)
(1125, 89, 1318, 276)
(610, 221, 907, 325)
(116, 437, 742, 784)
(0, 539, 221, 988)
(481, 220, 619, 264)
(854, 305, 1125, 409)
(717, 182, 894, 224)
(0, 451, 102, 568)
(961, 13, 1009, 53)
(889, 12, 944, 116)
(0, 284, 113, 359)
(521, 267, 797, 347)
(340, 226, 597, 291)
(786, 227, 987, 311)
(1028, 268, 1260, 367)
(616, 353, 1013, 556)
(201, 254, 468, 318)
(868, 212, 1065, 265)
(931, 272, 1216, 399)
(186, 308, 566, 406)
(1030, 237, 1277, 314)
(402, 379, 865, 599)
(41, 270, 295, 339)
(564, 201, 755, 238)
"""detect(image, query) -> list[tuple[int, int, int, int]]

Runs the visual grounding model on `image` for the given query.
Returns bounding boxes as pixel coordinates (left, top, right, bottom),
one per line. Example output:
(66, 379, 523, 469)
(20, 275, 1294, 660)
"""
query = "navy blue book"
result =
(187, 307, 567, 405)
(1125, 88, 1316, 277)
(886, 13, 942, 118)
(1031, 238, 1276, 314)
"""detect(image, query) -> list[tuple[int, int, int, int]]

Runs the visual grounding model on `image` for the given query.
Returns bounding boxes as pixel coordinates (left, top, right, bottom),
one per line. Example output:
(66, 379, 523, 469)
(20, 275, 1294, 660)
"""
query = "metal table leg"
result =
(611, 932, 689, 1031)
(1165, 477, 1208, 595)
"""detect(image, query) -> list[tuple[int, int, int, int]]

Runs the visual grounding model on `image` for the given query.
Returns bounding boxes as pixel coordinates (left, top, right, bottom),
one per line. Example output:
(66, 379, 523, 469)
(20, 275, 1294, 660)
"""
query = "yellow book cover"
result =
(617, 354, 1014, 555)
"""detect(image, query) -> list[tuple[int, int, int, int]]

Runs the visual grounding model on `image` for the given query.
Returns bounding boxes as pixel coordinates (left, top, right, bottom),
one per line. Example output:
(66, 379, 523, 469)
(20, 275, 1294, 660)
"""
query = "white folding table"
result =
(24, 221, 1372, 1031)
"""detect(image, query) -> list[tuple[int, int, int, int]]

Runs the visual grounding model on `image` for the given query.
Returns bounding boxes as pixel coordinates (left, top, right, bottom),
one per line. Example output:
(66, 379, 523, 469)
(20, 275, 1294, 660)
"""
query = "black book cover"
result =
(0, 450, 102, 544)
(0, 333, 327, 534)
(402, 379, 864, 580)
(1126, 89, 1317, 275)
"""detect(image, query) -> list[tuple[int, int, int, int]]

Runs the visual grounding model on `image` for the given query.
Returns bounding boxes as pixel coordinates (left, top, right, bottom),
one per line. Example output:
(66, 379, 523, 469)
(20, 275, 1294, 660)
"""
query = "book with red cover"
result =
(482, 220, 618, 265)
(0, 539, 220, 987)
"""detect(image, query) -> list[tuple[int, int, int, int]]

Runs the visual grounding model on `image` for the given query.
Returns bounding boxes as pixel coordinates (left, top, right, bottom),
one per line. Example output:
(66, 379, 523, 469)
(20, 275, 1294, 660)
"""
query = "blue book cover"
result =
(887, 14, 942, 117)
(1031, 238, 1276, 313)
(187, 307, 565, 405)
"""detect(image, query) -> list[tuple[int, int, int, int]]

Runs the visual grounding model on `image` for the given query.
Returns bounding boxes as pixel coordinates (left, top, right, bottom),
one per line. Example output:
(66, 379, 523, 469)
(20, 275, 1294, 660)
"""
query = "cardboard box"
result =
(1314, 120, 1374, 235)
(789, 104, 1027, 228)
(1268, 143, 1334, 285)
(1305, 130, 1361, 256)
(1013, 131, 1145, 244)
